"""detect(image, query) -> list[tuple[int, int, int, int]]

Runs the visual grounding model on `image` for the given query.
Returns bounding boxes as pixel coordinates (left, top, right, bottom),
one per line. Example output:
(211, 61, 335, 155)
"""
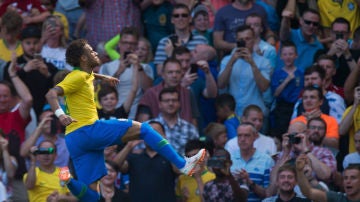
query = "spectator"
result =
(40, 0, 70, 40)
(343, 130, 360, 169)
(315, 17, 358, 89)
(291, 65, 345, 124)
(97, 71, 138, 120)
(23, 140, 76, 201)
(291, 86, 339, 150)
(270, 40, 304, 137)
(190, 44, 218, 128)
(339, 86, 360, 154)
(141, 0, 174, 54)
(218, 25, 271, 118)
(173, 46, 217, 132)
(317, 54, 345, 98)
(138, 58, 197, 124)
(0, 132, 16, 201)
(213, 0, 268, 54)
(226, 105, 277, 157)
(100, 27, 153, 119)
(192, 4, 213, 46)
(279, 120, 337, 182)
(99, 160, 130, 202)
(262, 164, 311, 202)
(279, 8, 323, 71)
(40, 15, 72, 70)
(0, 0, 50, 25)
(20, 107, 69, 167)
(230, 123, 274, 202)
(176, 139, 216, 202)
(203, 148, 248, 202)
(153, 3, 208, 75)
(203, 122, 228, 149)
(0, 54, 33, 202)
(245, 13, 277, 122)
(296, 155, 360, 202)
(3, 25, 58, 119)
(115, 121, 178, 202)
(152, 87, 199, 155)
(55, 0, 84, 40)
(215, 93, 240, 140)
(0, 10, 23, 62)
(317, 0, 360, 35)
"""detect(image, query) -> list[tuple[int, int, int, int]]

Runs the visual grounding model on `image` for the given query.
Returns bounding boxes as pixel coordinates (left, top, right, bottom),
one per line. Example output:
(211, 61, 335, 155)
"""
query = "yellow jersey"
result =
(57, 69, 98, 134)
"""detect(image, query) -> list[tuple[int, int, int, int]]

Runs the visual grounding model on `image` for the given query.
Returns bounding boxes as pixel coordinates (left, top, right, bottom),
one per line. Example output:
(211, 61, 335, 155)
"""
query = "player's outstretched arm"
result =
(94, 73, 119, 86)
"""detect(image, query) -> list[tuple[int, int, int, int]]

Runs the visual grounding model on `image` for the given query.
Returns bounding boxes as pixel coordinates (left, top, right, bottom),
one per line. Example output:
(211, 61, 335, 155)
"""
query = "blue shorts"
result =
(65, 119, 132, 185)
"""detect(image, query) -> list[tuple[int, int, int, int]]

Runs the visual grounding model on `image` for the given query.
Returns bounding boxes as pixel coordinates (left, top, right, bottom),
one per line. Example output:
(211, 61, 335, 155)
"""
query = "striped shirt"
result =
(154, 33, 208, 65)
(229, 149, 274, 202)
(152, 114, 199, 155)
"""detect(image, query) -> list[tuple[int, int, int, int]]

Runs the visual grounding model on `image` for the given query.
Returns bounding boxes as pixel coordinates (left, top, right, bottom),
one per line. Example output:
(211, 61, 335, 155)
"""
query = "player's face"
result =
(84, 44, 101, 69)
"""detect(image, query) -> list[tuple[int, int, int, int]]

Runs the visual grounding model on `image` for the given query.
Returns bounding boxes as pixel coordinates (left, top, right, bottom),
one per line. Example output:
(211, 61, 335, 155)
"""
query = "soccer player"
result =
(45, 39, 205, 202)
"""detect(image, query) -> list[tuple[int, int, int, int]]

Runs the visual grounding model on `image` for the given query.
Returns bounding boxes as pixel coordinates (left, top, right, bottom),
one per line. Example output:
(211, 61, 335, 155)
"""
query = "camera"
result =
(237, 40, 246, 48)
(169, 35, 178, 46)
(288, 133, 301, 144)
(34, 53, 42, 60)
(207, 157, 226, 169)
(33, 147, 55, 155)
(336, 33, 343, 40)
(123, 51, 131, 60)
(190, 64, 199, 74)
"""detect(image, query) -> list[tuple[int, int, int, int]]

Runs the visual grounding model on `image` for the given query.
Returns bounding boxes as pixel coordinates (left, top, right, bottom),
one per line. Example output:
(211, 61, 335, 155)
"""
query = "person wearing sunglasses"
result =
(23, 140, 77, 202)
(153, 3, 208, 78)
(279, 7, 323, 72)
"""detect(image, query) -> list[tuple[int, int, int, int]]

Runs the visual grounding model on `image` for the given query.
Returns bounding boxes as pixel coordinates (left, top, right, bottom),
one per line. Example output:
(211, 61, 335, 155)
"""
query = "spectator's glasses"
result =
(173, 13, 189, 18)
(308, 125, 325, 131)
(303, 19, 319, 27)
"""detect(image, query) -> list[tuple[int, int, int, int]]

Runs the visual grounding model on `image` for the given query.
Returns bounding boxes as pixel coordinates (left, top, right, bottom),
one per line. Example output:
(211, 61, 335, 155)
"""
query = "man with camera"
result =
(172, 46, 217, 132)
(23, 140, 77, 201)
(203, 148, 248, 202)
(218, 25, 272, 118)
(315, 17, 358, 90)
(279, 119, 336, 182)
(99, 27, 153, 119)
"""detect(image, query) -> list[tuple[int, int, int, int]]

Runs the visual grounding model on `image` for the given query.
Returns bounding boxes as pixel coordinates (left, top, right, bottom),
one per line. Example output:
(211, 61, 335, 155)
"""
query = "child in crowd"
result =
(203, 122, 228, 150)
(270, 40, 304, 137)
(215, 93, 240, 140)
(192, 4, 213, 46)
(0, 10, 23, 62)
(97, 64, 139, 120)
(176, 139, 215, 202)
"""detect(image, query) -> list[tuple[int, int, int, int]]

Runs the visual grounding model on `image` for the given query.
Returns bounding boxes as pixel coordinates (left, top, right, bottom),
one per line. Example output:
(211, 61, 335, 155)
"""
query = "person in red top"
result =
(0, 53, 33, 201)
(0, 0, 50, 25)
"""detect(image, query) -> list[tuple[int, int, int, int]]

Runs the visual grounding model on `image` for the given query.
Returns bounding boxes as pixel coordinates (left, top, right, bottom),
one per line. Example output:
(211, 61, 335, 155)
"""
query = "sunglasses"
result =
(173, 13, 189, 18)
(303, 19, 319, 27)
